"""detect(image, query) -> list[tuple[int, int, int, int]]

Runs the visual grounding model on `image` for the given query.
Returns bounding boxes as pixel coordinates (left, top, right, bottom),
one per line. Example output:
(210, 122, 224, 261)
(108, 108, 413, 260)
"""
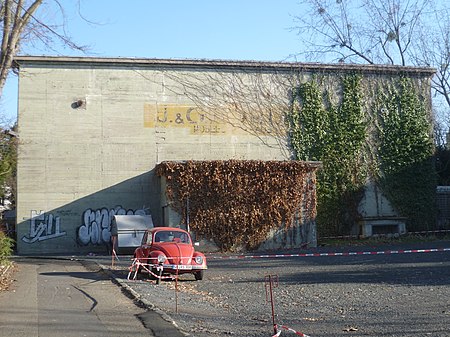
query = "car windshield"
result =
(154, 230, 190, 244)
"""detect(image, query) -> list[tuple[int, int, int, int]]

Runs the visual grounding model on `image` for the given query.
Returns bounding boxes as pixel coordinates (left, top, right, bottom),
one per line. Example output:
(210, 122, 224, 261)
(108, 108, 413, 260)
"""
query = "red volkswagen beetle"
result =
(133, 227, 207, 282)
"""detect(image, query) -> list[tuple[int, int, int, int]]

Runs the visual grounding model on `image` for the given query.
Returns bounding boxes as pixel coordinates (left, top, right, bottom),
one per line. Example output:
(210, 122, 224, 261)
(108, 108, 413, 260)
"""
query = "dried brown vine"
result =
(156, 160, 320, 251)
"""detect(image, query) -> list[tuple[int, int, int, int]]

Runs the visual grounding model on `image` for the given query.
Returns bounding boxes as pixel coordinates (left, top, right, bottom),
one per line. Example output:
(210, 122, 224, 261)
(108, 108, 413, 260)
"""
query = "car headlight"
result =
(195, 256, 203, 264)
(157, 255, 167, 263)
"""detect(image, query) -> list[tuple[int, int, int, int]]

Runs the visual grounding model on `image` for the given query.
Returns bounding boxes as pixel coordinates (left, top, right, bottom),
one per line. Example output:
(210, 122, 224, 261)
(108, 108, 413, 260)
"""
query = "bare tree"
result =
(1, 0, 40, 95)
(0, 0, 86, 96)
(293, 0, 450, 127)
(160, 64, 300, 159)
(294, 0, 431, 65)
(412, 7, 450, 127)
(0, 0, 87, 208)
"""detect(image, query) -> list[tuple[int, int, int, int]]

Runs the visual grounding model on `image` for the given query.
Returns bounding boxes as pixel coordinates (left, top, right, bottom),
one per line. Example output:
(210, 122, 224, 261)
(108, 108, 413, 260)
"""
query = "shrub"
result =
(0, 232, 14, 265)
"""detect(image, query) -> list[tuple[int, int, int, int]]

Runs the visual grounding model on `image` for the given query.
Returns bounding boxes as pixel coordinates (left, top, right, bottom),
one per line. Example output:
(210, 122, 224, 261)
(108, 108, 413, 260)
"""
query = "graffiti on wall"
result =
(77, 206, 146, 246)
(22, 210, 66, 244)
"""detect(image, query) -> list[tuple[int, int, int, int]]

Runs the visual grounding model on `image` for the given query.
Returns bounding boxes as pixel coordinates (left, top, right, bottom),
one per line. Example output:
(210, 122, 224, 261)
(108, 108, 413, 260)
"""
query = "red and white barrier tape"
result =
(272, 324, 311, 337)
(127, 260, 175, 281)
(209, 247, 450, 260)
(321, 229, 450, 240)
(127, 256, 207, 281)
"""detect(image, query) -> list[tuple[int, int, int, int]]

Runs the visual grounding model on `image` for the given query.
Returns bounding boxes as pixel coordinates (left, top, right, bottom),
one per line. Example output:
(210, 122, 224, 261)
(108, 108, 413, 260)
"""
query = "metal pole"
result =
(175, 268, 179, 313)
(269, 276, 276, 334)
(265, 275, 279, 335)
(186, 197, 190, 233)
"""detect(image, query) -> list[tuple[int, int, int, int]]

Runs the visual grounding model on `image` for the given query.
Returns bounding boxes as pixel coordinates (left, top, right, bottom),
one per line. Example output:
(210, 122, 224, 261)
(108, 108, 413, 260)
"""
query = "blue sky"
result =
(1, 1, 305, 125)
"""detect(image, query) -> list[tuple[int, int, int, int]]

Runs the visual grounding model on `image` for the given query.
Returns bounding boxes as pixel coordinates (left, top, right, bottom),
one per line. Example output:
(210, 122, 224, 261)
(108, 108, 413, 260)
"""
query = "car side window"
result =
(141, 232, 148, 245)
(142, 231, 152, 245)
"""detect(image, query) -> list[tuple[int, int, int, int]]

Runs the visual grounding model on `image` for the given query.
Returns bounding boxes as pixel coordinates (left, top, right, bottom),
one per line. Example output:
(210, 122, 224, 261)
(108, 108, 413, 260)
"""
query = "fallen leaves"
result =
(0, 262, 16, 292)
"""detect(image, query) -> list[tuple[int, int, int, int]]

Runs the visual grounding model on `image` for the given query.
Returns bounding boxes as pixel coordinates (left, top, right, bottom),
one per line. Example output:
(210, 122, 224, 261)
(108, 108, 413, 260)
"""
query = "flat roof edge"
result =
(13, 55, 436, 75)
(156, 160, 323, 168)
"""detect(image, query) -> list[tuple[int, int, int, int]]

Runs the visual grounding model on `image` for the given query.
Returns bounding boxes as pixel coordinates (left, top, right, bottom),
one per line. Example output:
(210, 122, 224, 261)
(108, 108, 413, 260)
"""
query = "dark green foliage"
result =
(435, 147, 450, 185)
(289, 75, 367, 236)
(0, 231, 14, 264)
(289, 75, 436, 236)
(378, 77, 436, 230)
(0, 125, 17, 208)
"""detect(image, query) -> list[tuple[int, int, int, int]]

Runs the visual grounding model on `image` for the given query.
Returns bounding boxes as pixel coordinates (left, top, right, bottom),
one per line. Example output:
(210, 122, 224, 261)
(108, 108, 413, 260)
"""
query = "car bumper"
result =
(164, 264, 207, 271)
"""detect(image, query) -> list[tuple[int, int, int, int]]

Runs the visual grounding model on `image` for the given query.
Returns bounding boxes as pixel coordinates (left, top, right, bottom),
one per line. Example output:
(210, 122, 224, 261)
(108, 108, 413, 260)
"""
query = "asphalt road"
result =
(0, 258, 181, 337)
(112, 240, 450, 337)
(2, 241, 449, 337)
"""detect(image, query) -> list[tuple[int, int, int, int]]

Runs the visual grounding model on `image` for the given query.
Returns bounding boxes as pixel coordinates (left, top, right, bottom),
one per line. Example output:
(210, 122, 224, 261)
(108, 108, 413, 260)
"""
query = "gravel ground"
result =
(109, 241, 450, 337)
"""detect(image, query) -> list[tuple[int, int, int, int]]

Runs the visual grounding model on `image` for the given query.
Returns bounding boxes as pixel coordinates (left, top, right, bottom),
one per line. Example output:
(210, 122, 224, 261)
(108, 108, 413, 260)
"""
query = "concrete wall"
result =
(14, 57, 434, 254)
(15, 58, 291, 254)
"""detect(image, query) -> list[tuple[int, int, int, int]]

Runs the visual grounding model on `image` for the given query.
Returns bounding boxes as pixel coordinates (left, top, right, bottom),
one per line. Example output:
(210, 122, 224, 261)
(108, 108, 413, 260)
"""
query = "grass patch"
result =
(0, 232, 14, 266)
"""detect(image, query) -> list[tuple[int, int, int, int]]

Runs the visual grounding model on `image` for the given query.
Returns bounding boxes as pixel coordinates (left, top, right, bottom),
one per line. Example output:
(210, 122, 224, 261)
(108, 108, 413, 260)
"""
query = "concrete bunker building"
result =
(13, 56, 435, 255)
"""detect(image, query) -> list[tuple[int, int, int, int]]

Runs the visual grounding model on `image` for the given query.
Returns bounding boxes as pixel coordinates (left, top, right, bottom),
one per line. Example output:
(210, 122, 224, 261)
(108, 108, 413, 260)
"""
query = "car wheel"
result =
(194, 270, 204, 281)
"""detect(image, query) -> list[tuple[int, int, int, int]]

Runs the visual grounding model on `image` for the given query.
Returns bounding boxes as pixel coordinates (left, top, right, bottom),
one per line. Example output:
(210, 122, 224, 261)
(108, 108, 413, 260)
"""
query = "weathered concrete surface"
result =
(14, 56, 435, 255)
(0, 258, 183, 337)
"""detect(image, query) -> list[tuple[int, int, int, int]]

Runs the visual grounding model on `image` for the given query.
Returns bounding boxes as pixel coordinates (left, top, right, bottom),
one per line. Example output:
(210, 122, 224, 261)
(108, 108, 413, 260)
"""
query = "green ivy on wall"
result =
(377, 77, 436, 230)
(289, 75, 367, 236)
(289, 74, 436, 236)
